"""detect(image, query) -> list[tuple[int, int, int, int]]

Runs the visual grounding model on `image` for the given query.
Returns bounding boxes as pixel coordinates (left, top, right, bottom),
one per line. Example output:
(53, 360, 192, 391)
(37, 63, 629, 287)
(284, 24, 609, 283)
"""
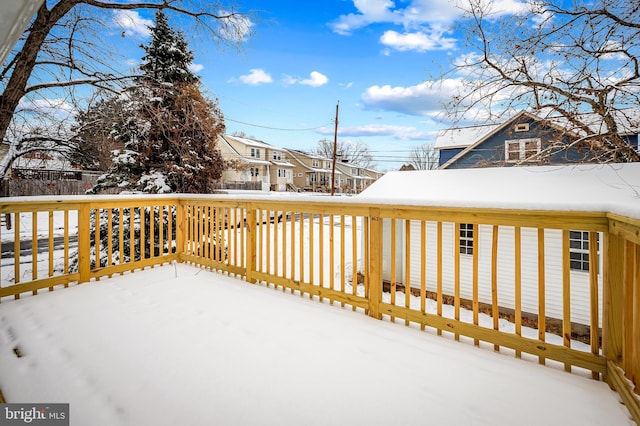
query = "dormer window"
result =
(250, 148, 261, 158)
(312, 159, 319, 167)
(272, 151, 281, 161)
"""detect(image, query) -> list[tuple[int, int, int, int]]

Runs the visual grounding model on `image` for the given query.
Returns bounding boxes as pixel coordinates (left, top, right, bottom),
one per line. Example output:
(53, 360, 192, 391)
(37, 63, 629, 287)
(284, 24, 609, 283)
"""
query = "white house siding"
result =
(382, 220, 602, 327)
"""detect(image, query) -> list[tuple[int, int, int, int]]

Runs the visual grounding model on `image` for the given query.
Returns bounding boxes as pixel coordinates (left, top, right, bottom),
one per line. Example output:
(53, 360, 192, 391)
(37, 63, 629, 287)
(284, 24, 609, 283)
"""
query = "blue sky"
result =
(109, 0, 527, 170)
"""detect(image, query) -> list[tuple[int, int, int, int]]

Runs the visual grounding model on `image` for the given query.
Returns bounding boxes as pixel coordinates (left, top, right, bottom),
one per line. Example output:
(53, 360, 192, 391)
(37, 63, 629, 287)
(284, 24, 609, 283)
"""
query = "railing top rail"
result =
(0, 193, 613, 228)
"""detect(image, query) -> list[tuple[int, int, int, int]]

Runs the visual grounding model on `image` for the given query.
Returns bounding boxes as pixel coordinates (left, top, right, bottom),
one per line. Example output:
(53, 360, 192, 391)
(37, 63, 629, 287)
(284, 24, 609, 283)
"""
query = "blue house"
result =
(435, 110, 640, 169)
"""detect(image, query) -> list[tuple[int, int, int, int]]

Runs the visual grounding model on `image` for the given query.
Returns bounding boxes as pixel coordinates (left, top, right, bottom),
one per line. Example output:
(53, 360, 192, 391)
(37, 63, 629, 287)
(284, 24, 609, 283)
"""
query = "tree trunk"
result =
(0, 1, 76, 144)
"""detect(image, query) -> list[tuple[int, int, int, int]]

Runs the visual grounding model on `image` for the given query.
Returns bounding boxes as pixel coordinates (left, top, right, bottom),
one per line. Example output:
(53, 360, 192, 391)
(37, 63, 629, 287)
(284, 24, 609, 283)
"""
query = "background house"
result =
(285, 149, 343, 192)
(1, 150, 102, 196)
(435, 110, 640, 169)
(335, 161, 374, 193)
(218, 135, 296, 192)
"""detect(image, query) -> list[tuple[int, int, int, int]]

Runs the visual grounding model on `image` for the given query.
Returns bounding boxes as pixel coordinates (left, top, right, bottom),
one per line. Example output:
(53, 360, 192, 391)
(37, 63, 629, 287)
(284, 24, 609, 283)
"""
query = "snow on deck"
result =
(0, 264, 632, 425)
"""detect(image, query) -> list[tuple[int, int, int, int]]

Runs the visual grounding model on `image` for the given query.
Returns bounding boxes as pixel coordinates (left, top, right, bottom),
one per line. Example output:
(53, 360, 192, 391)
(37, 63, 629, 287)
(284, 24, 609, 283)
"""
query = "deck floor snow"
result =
(0, 264, 633, 425)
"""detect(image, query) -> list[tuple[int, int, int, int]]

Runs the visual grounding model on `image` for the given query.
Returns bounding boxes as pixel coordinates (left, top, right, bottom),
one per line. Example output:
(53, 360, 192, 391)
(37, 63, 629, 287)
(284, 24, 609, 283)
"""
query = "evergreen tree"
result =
(87, 10, 226, 194)
(140, 11, 199, 86)
(70, 10, 227, 270)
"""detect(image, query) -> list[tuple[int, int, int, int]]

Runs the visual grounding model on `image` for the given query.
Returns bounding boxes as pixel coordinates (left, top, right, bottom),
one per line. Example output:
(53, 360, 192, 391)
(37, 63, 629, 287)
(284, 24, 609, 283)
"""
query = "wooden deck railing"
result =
(0, 195, 638, 422)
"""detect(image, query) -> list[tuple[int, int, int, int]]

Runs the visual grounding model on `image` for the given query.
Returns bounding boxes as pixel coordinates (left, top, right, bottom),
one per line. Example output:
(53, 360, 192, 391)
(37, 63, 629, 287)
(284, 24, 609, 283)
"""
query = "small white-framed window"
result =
(250, 148, 261, 159)
(459, 223, 474, 255)
(325, 161, 331, 169)
(272, 151, 281, 161)
(250, 167, 260, 177)
(297, 173, 303, 177)
(277, 168, 287, 178)
(312, 159, 319, 168)
(569, 231, 599, 272)
(505, 138, 541, 162)
(514, 123, 530, 132)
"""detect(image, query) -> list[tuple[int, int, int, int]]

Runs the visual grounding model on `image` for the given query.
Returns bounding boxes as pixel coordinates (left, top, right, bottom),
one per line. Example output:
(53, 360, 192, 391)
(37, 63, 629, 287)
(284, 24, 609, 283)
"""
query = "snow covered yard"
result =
(0, 263, 632, 425)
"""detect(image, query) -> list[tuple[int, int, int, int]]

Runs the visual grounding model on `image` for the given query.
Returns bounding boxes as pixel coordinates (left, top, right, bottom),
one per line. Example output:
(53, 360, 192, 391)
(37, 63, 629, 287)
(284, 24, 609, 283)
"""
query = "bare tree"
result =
(0, 0, 253, 178)
(408, 143, 439, 170)
(445, 0, 640, 163)
(314, 138, 374, 168)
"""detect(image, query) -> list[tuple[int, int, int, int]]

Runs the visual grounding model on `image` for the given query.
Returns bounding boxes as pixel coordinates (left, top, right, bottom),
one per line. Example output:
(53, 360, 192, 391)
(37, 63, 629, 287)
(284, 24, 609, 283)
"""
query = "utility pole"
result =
(331, 101, 339, 196)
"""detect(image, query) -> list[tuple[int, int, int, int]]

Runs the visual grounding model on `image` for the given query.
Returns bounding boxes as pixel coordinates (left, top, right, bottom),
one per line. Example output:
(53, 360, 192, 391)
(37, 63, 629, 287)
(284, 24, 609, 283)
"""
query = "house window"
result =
(514, 123, 530, 132)
(297, 173, 303, 177)
(569, 231, 599, 272)
(272, 151, 281, 161)
(312, 159, 319, 168)
(459, 223, 474, 255)
(250, 167, 260, 177)
(250, 148, 261, 158)
(277, 168, 288, 178)
(505, 138, 541, 162)
(325, 161, 331, 169)
(310, 173, 317, 183)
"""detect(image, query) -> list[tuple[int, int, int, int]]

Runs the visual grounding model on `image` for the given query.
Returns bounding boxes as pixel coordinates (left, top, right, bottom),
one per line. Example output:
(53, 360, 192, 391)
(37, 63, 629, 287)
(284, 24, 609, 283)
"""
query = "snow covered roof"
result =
(226, 135, 274, 150)
(272, 160, 295, 168)
(435, 109, 640, 152)
(434, 123, 500, 149)
(358, 162, 640, 220)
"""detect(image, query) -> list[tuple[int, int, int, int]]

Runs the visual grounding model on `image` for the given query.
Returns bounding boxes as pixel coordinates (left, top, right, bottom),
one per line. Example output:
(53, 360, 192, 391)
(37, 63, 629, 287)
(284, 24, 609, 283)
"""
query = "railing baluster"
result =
(405, 219, 411, 325)
(538, 228, 546, 365)
(515, 226, 522, 358)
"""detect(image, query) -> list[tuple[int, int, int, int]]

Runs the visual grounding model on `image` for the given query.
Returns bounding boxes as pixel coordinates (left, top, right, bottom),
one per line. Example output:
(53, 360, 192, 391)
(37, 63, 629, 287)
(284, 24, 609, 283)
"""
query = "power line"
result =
(225, 116, 330, 132)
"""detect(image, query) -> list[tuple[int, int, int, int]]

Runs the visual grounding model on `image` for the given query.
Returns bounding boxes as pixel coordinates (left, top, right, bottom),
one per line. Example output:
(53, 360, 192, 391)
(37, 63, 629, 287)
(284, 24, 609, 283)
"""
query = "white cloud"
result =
(18, 98, 76, 119)
(238, 69, 273, 85)
(361, 79, 464, 116)
(300, 71, 328, 87)
(282, 71, 329, 87)
(219, 10, 254, 42)
(189, 63, 204, 73)
(380, 30, 456, 52)
(112, 10, 152, 38)
(316, 123, 430, 140)
(329, 0, 464, 36)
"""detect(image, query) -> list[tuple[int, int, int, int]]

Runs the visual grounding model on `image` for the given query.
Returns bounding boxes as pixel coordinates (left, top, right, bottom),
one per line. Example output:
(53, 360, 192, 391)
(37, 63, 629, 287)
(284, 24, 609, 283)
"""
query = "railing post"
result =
(78, 203, 91, 283)
(176, 199, 185, 259)
(368, 207, 382, 320)
(603, 232, 624, 383)
(246, 203, 256, 284)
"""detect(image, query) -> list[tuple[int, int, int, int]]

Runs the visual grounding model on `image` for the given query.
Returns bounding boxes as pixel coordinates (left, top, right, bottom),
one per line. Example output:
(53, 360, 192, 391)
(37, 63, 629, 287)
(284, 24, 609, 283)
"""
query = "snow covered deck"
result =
(0, 263, 632, 425)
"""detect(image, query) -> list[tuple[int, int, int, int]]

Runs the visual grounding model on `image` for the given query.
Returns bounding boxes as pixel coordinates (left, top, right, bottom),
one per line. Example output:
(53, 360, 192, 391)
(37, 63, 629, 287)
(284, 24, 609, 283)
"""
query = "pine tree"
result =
(140, 11, 198, 86)
(70, 10, 227, 269)
(87, 10, 226, 194)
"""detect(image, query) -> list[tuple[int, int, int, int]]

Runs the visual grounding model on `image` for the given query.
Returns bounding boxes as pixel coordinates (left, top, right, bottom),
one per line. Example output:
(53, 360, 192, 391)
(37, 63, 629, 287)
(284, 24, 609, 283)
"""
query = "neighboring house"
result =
(3, 150, 100, 196)
(435, 109, 640, 169)
(335, 161, 374, 193)
(285, 149, 344, 192)
(355, 164, 639, 328)
(219, 135, 295, 191)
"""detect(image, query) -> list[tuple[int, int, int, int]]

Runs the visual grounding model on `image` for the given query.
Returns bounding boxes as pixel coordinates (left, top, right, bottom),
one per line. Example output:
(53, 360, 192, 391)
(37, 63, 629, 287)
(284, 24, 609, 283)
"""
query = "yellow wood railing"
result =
(0, 195, 638, 422)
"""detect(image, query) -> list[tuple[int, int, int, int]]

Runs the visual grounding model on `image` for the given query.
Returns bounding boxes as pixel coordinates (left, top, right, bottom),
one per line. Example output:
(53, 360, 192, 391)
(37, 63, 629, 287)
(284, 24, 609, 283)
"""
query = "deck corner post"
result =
(368, 207, 382, 320)
(603, 231, 624, 386)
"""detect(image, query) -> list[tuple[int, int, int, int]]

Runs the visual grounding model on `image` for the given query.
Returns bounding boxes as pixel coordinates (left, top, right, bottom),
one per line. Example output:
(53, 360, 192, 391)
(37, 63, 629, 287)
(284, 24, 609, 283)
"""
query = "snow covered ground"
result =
(0, 263, 633, 426)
